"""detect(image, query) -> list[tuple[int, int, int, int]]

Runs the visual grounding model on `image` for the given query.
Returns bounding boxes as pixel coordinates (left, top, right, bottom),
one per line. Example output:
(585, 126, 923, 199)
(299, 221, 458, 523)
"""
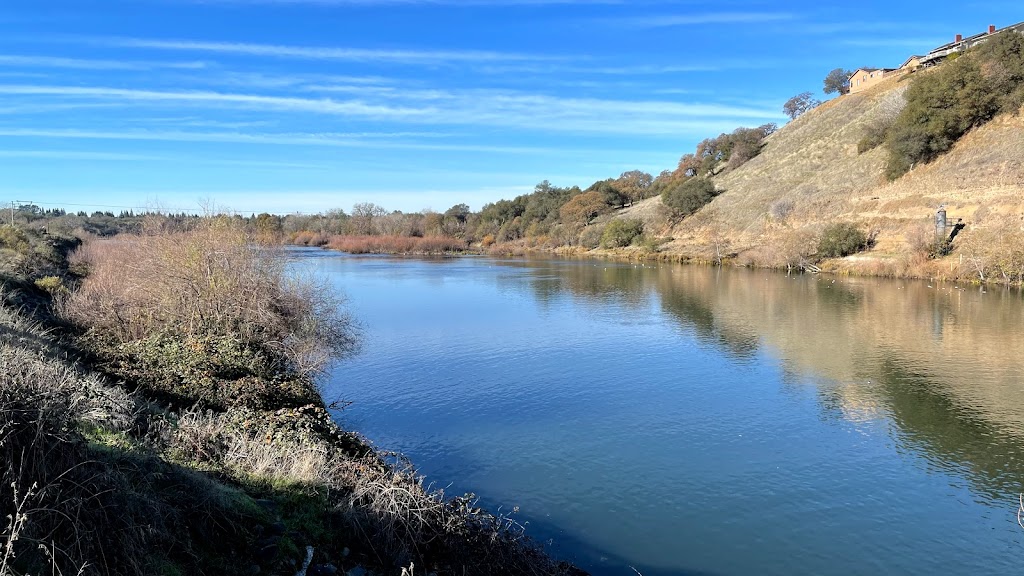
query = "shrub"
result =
(883, 33, 1024, 180)
(857, 120, 891, 153)
(108, 333, 321, 411)
(62, 218, 358, 389)
(578, 224, 605, 249)
(661, 178, 719, 219)
(600, 219, 644, 248)
(0, 226, 30, 254)
(905, 222, 952, 258)
(818, 222, 868, 258)
(326, 234, 466, 255)
(33, 275, 66, 295)
(769, 198, 795, 221)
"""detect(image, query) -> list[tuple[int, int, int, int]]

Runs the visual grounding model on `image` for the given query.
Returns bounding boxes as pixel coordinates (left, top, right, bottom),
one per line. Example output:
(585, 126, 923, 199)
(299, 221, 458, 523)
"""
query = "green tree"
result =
(884, 57, 997, 179)
(444, 203, 471, 223)
(586, 179, 628, 209)
(818, 222, 867, 257)
(823, 68, 853, 95)
(600, 219, 644, 248)
(661, 177, 718, 219)
(974, 30, 1024, 113)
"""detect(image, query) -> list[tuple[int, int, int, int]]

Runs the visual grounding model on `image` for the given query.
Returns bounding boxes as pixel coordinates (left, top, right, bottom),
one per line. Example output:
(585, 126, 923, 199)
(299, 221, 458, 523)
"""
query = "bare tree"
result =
(783, 92, 821, 120)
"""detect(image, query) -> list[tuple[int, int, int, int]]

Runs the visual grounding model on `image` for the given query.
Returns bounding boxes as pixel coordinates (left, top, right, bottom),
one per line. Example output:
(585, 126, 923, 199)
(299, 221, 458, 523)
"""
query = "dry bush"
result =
(292, 231, 316, 245)
(62, 218, 357, 381)
(290, 232, 331, 247)
(751, 226, 820, 270)
(956, 222, 1024, 283)
(769, 198, 795, 221)
(326, 235, 467, 255)
(167, 408, 571, 575)
(578, 224, 605, 250)
(0, 343, 142, 576)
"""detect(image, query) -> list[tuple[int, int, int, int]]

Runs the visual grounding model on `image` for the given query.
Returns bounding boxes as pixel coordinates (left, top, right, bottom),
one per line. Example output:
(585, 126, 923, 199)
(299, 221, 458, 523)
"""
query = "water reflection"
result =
(503, 258, 1024, 507)
(318, 251, 1024, 575)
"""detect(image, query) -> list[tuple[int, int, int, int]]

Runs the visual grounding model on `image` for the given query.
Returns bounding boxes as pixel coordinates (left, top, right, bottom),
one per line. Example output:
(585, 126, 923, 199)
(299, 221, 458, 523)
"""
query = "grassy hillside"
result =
(616, 70, 1024, 280)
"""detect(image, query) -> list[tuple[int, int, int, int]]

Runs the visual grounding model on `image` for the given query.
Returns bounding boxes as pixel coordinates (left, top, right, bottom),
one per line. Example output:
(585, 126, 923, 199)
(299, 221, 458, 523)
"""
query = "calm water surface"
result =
(298, 250, 1024, 575)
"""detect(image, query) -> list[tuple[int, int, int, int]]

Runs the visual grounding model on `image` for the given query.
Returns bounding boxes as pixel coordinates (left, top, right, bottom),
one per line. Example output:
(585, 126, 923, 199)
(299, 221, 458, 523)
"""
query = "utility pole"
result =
(8, 200, 34, 227)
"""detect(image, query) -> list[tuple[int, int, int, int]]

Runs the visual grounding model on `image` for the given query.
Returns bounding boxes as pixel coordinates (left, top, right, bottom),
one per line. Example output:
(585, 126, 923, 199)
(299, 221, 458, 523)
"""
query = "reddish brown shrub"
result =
(62, 217, 357, 379)
(326, 235, 467, 255)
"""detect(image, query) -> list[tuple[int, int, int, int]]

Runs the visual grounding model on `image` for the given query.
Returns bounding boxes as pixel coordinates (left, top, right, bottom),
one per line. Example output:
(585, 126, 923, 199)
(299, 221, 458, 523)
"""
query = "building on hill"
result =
(900, 55, 924, 71)
(849, 55, 925, 94)
(849, 21, 1023, 95)
(920, 21, 1024, 66)
(849, 68, 896, 94)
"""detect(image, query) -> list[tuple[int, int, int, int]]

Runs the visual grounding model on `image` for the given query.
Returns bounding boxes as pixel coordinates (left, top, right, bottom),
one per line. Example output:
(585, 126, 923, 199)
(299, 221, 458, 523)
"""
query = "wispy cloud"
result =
(0, 54, 209, 70)
(0, 150, 167, 161)
(0, 82, 784, 136)
(0, 102, 124, 115)
(616, 12, 796, 29)
(840, 38, 947, 49)
(0, 127, 574, 154)
(0, 85, 430, 118)
(89, 36, 569, 64)
(0, 148, 332, 168)
(180, 0, 634, 5)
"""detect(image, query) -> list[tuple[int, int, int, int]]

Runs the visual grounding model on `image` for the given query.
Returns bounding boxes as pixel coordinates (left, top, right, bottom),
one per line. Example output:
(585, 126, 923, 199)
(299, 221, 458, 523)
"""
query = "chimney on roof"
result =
(989, 24, 997, 34)
(956, 33, 963, 42)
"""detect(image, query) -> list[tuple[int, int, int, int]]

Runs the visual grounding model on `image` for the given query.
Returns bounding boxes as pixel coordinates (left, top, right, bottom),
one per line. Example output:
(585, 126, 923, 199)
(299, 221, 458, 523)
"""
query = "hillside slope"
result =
(620, 73, 1024, 275)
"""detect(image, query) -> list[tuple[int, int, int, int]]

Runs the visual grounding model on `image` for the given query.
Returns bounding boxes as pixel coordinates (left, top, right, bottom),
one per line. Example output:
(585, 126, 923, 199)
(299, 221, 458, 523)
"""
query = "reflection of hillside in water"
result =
(508, 259, 1024, 501)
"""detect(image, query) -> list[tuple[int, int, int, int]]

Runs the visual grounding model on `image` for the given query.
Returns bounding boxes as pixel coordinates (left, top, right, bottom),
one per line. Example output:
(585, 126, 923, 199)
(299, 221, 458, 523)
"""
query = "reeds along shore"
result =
(0, 220, 579, 576)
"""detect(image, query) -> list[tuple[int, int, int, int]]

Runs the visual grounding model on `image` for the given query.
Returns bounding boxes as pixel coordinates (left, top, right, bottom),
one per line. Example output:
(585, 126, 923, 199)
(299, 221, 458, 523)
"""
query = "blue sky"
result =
(0, 0, 1017, 215)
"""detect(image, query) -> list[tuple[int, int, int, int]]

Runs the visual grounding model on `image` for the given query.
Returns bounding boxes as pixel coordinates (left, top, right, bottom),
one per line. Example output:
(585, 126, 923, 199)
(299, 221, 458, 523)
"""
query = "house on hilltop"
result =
(849, 55, 924, 94)
(847, 21, 1022, 95)
(920, 21, 1024, 66)
(900, 55, 924, 71)
(849, 68, 895, 94)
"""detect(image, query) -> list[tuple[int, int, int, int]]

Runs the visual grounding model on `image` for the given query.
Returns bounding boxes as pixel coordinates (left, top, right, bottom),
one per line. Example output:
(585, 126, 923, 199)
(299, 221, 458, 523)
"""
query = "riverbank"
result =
(0, 223, 581, 576)
(471, 237, 1018, 288)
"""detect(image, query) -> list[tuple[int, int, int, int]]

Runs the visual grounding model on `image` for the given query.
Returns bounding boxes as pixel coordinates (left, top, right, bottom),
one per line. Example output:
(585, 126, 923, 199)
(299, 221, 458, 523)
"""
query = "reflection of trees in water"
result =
(871, 357, 1024, 501)
(655, 271, 760, 361)
(509, 257, 1024, 504)
(517, 258, 763, 360)
(516, 259, 658, 310)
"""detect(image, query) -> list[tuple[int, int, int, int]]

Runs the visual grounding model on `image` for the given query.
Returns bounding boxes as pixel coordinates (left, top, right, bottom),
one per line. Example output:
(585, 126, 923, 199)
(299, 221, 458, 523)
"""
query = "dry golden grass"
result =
(604, 74, 1024, 279)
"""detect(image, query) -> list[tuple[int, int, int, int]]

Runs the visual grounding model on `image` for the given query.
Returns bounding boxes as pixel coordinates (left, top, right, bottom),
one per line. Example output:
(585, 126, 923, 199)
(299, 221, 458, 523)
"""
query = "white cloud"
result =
(0, 82, 785, 136)
(0, 85, 430, 118)
(840, 38, 947, 49)
(0, 54, 208, 70)
(0, 127, 574, 154)
(0, 150, 166, 161)
(179, 0, 632, 5)
(93, 36, 569, 65)
(616, 12, 796, 29)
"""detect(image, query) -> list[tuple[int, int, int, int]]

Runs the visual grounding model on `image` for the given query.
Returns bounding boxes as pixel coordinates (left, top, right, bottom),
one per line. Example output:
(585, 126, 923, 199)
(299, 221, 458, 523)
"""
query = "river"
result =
(297, 249, 1024, 575)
